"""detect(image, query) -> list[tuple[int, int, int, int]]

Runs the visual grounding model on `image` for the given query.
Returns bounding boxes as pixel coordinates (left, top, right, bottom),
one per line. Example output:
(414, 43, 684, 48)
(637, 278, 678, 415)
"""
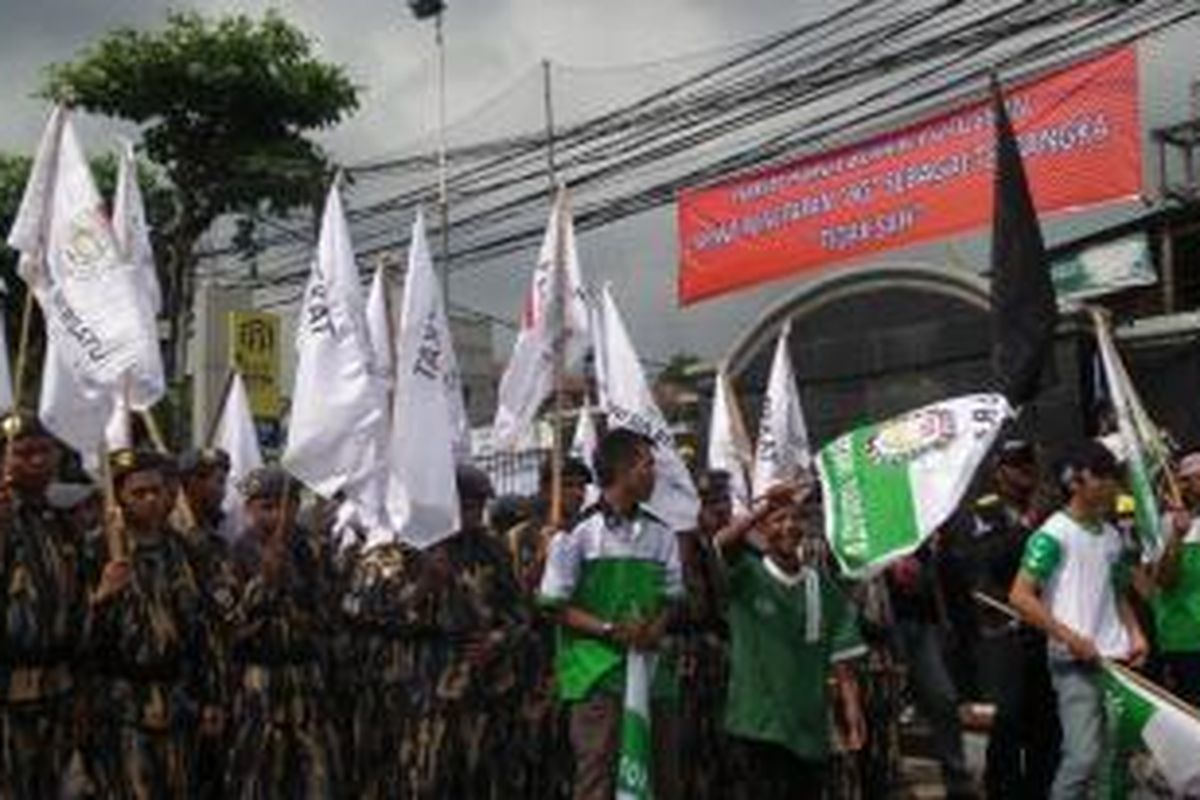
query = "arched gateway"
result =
(720, 261, 1088, 448)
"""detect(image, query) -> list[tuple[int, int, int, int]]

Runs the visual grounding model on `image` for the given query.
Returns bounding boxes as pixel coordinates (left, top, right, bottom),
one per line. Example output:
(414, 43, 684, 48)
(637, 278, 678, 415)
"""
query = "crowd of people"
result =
(0, 407, 1197, 799)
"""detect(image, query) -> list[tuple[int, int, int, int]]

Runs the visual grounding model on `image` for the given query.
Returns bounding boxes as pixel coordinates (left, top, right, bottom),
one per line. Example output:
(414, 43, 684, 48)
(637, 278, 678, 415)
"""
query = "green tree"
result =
(43, 10, 359, 439)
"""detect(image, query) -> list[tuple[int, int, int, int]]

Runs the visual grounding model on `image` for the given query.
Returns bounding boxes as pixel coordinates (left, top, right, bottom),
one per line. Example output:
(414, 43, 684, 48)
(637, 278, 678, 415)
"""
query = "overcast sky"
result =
(3, 2, 1199, 369)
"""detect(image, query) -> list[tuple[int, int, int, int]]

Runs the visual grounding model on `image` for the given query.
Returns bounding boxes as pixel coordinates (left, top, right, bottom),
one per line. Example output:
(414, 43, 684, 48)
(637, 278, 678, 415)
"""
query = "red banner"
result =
(677, 47, 1141, 305)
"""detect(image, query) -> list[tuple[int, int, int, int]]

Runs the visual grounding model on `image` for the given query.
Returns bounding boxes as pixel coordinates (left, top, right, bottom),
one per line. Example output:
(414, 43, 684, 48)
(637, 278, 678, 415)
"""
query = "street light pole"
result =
(435, 10, 450, 305)
(407, 0, 451, 305)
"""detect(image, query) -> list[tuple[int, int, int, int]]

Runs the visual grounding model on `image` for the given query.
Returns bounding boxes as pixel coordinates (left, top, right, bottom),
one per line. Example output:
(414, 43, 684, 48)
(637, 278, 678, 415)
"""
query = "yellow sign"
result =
(228, 311, 281, 419)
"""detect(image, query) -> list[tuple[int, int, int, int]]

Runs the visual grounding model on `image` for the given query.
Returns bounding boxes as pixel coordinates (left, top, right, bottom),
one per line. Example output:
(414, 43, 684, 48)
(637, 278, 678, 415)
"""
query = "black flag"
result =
(989, 75, 1057, 408)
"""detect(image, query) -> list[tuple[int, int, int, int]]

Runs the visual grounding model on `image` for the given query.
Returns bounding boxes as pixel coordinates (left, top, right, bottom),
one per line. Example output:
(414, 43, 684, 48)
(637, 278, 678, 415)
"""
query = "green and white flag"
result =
(616, 651, 656, 800)
(818, 393, 1011, 578)
(1101, 663, 1200, 798)
(1093, 310, 1168, 561)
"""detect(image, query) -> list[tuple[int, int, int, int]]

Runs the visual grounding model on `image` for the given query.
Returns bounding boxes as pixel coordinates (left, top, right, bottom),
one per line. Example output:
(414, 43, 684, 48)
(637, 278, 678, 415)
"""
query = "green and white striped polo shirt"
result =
(538, 503, 683, 701)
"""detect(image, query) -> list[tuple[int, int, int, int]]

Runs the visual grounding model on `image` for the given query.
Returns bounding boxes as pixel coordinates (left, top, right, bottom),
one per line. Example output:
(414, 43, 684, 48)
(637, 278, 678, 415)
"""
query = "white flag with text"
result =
(385, 211, 461, 548)
(598, 286, 698, 530)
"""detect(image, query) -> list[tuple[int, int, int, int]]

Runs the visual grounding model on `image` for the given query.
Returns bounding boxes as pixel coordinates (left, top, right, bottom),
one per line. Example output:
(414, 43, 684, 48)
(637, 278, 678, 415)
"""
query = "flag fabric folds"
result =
(1101, 663, 1200, 797)
(817, 393, 1011, 578)
(989, 76, 1057, 408)
(751, 321, 812, 498)
(385, 211, 461, 549)
(598, 285, 699, 531)
(1093, 311, 1168, 560)
(212, 372, 264, 540)
(8, 107, 159, 401)
(281, 179, 386, 502)
(493, 186, 590, 450)
(615, 651, 657, 800)
(112, 138, 166, 409)
(364, 260, 396, 388)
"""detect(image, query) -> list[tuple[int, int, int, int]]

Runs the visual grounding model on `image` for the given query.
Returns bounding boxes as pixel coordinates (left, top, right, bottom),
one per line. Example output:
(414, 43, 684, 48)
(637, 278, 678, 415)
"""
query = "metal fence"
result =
(474, 447, 549, 498)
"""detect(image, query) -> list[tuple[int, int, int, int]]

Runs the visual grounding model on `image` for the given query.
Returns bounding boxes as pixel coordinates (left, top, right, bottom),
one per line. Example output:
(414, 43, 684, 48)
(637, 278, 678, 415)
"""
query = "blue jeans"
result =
(893, 620, 974, 796)
(1048, 659, 1103, 800)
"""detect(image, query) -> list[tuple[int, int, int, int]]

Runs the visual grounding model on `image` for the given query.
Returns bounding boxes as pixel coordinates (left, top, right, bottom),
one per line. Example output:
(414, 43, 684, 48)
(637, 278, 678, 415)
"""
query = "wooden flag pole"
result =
(97, 440, 127, 561)
(11, 290, 35, 413)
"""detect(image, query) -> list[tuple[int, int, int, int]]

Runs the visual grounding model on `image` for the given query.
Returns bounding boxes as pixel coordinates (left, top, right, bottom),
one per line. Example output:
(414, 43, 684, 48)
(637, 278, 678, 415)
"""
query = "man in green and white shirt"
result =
(1010, 440, 1149, 800)
(1152, 451, 1200, 708)
(715, 484, 866, 799)
(539, 428, 684, 800)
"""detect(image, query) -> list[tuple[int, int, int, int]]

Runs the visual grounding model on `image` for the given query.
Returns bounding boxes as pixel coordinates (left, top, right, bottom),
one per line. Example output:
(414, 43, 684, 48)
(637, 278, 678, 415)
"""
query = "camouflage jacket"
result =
(411, 528, 528, 709)
(0, 492, 88, 703)
(88, 529, 218, 730)
(229, 527, 333, 727)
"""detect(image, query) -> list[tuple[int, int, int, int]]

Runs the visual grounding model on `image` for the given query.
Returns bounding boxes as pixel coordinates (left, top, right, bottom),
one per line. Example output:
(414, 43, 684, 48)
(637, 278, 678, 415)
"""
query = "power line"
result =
(216, 0, 1197, 303)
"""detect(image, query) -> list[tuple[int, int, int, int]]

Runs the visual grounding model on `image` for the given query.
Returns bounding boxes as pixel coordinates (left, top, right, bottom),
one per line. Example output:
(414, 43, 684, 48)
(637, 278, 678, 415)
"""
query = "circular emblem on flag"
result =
(866, 407, 956, 465)
(62, 209, 115, 280)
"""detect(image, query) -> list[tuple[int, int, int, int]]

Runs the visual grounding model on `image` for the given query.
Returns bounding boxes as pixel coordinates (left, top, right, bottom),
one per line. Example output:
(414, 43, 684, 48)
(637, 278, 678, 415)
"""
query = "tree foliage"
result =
(44, 11, 358, 231)
(42, 10, 360, 411)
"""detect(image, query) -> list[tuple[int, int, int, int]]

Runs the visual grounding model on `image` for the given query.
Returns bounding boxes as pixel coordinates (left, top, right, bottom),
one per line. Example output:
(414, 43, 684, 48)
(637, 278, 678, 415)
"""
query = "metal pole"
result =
(436, 11, 451, 306)
(542, 59, 558, 189)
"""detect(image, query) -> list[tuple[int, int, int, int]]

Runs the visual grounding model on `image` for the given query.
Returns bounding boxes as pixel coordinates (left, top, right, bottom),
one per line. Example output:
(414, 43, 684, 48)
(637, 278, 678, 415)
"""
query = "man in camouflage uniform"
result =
(672, 470, 733, 800)
(504, 457, 592, 799)
(342, 530, 439, 798)
(225, 467, 341, 799)
(88, 449, 220, 799)
(0, 412, 89, 799)
(402, 465, 527, 799)
(176, 448, 240, 800)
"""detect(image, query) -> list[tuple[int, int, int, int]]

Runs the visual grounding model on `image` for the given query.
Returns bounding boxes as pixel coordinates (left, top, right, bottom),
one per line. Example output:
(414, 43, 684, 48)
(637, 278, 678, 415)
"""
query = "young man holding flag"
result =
(1009, 441, 1151, 799)
(539, 427, 684, 800)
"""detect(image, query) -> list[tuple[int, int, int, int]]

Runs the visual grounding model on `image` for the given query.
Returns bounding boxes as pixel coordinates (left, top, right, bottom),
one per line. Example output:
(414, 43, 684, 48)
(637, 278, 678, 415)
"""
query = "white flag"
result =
(282, 180, 387, 500)
(571, 406, 599, 469)
(364, 260, 395, 387)
(213, 372, 264, 540)
(751, 321, 812, 496)
(590, 291, 610, 411)
(443, 313, 472, 461)
(386, 211, 461, 548)
(39, 344, 112, 463)
(1093, 310, 1168, 561)
(7, 107, 159, 399)
(707, 370, 752, 514)
(111, 138, 167, 411)
(492, 186, 590, 450)
(571, 404, 602, 507)
(113, 139, 161, 317)
(598, 285, 698, 530)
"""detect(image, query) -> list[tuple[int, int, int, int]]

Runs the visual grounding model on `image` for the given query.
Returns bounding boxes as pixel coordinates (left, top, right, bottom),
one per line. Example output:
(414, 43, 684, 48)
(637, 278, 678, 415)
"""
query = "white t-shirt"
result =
(1022, 510, 1132, 660)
